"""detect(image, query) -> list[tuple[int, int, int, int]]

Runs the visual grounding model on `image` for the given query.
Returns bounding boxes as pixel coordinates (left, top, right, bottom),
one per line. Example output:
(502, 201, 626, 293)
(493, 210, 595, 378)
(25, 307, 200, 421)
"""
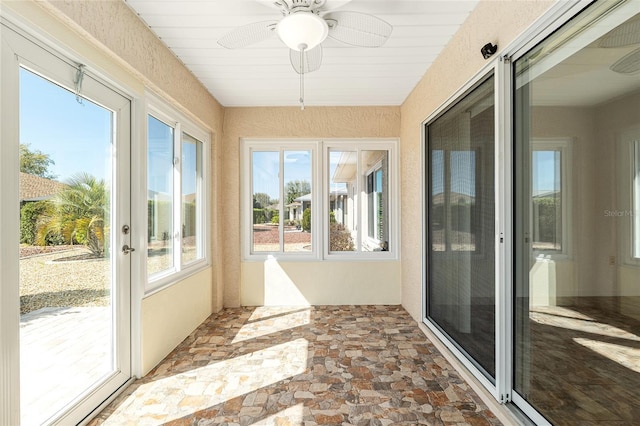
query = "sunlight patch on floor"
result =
(531, 309, 640, 342)
(233, 309, 311, 343)
(573, 337, 640, 374)
(108, 338, 309, 424)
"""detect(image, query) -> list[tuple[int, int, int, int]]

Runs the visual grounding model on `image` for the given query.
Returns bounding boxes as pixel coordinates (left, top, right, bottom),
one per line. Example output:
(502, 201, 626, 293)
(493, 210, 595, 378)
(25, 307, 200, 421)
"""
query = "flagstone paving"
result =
(89, 305, 501, 425)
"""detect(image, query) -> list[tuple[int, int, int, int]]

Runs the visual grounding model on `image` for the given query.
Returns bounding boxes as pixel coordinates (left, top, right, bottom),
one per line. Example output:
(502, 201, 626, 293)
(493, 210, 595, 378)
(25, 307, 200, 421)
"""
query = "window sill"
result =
(144, 259, 210, 298)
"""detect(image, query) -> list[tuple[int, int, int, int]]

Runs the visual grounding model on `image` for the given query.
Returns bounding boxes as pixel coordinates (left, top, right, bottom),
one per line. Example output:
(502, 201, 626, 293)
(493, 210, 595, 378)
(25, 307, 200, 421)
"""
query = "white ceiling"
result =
(124, 0, 480, 107)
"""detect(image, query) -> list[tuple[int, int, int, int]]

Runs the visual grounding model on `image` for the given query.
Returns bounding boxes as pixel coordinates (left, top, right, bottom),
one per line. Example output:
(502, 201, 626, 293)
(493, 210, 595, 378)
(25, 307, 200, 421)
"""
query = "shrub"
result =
(271, 214, 280, 224)
(329, 223, 354, 251)
(20, 201, 49, 244)
(302, 208, 311, 232)
(329, 210, 337, 223)
(253, 208, 265, 224)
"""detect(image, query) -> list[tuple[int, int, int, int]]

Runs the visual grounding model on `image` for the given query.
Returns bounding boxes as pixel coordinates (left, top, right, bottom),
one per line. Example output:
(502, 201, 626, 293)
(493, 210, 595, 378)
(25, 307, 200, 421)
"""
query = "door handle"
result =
(122, 244, 136, 255)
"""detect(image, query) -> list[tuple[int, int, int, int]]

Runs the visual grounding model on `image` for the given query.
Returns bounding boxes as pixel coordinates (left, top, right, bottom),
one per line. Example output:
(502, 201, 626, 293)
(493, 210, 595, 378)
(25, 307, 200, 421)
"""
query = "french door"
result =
(1, 22, 132, 425)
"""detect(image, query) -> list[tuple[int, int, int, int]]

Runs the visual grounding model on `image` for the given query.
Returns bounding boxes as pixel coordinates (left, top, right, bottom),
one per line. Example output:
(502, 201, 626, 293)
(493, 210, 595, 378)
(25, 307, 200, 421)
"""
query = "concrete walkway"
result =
(20, 307, 111, 426)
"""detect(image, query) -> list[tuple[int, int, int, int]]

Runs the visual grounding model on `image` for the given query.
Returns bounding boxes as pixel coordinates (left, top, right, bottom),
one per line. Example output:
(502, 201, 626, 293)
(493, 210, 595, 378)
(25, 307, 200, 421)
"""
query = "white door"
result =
(1, 22, 132, 425)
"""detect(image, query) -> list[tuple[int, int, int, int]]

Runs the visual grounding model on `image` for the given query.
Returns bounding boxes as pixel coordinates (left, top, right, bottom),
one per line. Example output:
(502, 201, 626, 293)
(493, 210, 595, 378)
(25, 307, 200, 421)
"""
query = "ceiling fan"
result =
(217, 0, 393, 109)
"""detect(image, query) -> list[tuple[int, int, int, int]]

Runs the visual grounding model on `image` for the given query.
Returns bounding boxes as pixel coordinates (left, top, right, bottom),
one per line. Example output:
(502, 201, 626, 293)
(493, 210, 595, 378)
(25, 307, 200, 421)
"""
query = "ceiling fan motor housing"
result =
(277, 11, 329, 51)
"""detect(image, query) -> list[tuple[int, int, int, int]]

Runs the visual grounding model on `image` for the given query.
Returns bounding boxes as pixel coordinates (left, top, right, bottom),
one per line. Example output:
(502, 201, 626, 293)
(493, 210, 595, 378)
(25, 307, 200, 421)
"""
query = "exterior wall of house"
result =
(399, 0, 555, 321)
(222, 106, 401, 307)
(5, 0, 224, 376)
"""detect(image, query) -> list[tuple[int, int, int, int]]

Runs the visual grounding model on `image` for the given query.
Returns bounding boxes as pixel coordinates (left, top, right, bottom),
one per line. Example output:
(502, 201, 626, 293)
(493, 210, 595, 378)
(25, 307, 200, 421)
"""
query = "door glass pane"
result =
(19, 68, 115, 425)
(147, 115, 174, 275)
(514, 5, 640, 423)
(329, 150, 357, 252)
(284, 150, 312, 252)
(252, 151, 280, 252)
(427, 75, 495, 380)
(182, 133, 202, 264)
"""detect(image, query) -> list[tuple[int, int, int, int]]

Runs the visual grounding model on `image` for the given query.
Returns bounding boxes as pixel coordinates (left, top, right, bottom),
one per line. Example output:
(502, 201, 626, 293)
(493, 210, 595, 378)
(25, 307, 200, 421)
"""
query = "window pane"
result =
(329, 150, 357, 252)
(532, 150, 562, 251)
(284, 150, 312, 252)
(427, 75, 495, 380)
(182, 133, 202, 264)
(362, 150, 389, 251)
(252, 151, 280, 252)
(147, 115, 174, 275)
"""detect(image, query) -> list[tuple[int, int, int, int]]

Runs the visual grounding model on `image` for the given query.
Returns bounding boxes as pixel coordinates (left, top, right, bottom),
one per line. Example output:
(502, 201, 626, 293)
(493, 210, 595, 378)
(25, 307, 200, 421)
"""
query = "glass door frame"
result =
(421, 1, 621, 419)
(505, 0, 639, 424)
(0, 18, 132, 425)
(421, 58, 510, 403)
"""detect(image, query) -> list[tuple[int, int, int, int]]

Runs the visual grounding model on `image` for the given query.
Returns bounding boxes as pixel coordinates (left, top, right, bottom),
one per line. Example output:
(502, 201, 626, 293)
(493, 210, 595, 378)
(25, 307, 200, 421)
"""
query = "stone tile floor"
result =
(89, 305, 501, 425)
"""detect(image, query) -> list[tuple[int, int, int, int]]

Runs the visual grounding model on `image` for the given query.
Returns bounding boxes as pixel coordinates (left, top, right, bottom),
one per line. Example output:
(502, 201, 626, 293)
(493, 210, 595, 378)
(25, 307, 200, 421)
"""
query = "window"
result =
(531, 140, 571, 255)
(249, 147, 314, 255)
(147, 107, 208, 288)
(328, 147, 391, 253)
(242, 139, 396, 259)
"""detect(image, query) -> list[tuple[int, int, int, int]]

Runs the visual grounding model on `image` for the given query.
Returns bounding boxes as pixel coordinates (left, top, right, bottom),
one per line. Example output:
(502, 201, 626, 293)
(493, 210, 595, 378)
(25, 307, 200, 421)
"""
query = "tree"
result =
(285, 179, 311, 204)
(37, 172, 108, 257)
(253, 192, 272, 209)
(20, 143, 56, 179)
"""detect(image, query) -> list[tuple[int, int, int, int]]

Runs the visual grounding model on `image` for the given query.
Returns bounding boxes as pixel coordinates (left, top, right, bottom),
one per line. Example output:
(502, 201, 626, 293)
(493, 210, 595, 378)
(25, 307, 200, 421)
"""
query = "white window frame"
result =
(530, 138, 572, 259)
(241, 140, 320, 259)
(365, 161, 384, 244)
(618, 130, 640, 267)
(324, 140, 397, 259)
(241, 138, 398, 261)
(144, 94, 210, 294)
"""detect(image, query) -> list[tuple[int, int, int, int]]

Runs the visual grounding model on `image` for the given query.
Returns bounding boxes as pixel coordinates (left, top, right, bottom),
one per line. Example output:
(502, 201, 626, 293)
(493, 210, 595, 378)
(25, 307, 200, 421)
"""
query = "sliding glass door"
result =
(1, 23, 132, 425)
(513, 2, 640, 423)
(426, 75, 496, 382)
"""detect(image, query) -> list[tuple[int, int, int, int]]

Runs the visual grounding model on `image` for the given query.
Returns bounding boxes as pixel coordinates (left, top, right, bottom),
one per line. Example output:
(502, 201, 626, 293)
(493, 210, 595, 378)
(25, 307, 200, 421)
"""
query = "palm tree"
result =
(37, 172, 109, 257)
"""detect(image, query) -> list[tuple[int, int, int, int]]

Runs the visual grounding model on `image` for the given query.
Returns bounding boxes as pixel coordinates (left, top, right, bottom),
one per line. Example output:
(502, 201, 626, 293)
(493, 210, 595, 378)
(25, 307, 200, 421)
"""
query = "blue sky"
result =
(533, 150, 560, 192)
(21, 67, 199, 195)
(20, 68, 112, 182)
(252, 150, 311, 200)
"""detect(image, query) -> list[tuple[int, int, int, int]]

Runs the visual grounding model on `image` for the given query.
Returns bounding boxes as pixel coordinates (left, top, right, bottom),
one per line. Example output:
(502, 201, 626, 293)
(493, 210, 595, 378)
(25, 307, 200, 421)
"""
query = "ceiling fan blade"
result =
(290, 45, 323, 74)
(315, 0, 353, 11)
(218, 21, 279, 49)
(254, 0, 284, 12)
(325, 11, 392, 47)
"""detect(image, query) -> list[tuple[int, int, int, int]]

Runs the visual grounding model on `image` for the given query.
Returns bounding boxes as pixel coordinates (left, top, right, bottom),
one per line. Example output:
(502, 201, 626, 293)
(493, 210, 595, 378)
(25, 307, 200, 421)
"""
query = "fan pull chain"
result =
(299, 44, 306, 110)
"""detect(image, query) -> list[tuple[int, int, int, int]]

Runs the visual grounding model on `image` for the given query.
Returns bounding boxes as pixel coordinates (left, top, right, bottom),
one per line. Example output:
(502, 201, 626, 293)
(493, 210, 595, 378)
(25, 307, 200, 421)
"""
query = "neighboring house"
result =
(19, 172, 65, 205)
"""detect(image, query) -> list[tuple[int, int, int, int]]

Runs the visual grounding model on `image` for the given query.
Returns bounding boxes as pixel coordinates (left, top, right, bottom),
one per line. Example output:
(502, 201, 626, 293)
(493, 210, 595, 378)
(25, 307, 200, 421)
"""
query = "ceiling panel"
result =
(125, 0, 480, 107)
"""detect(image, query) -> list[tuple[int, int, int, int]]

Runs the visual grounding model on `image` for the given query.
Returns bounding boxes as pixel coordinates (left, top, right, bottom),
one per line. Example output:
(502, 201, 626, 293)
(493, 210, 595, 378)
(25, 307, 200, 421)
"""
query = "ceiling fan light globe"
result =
(277, 12, 329, 51)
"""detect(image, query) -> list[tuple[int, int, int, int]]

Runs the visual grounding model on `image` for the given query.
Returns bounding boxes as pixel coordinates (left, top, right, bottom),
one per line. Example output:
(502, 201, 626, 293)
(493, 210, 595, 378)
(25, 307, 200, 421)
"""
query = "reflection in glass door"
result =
(9, 29, 132, 425)
(513, 3, 640, 423)
(426, 75, 496, 381)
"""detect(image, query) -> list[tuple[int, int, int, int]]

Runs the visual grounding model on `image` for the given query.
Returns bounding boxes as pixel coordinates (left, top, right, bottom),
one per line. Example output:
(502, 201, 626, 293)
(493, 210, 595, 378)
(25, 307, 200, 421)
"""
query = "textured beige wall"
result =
(400, 0, 554, 321)
(222, 106, 401, 307)
(141, 268, 212, 374)
(241, 261, 401, 306)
